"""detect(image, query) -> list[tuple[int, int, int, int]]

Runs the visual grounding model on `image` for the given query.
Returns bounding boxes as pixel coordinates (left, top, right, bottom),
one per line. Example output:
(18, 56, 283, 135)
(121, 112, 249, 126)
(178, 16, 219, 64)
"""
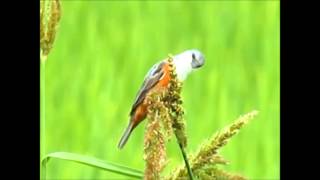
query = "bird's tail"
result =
(118, 122, 134, 149)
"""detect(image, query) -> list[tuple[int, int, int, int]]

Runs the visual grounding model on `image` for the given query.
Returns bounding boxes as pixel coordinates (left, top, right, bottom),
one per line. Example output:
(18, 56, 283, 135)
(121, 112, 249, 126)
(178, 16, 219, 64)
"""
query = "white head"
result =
(173, 49, 205, 81)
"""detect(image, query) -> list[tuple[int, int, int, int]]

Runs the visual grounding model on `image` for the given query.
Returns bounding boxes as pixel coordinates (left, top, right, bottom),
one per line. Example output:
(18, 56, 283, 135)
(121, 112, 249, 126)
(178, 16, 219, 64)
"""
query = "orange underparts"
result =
(131, 62, 171, 129)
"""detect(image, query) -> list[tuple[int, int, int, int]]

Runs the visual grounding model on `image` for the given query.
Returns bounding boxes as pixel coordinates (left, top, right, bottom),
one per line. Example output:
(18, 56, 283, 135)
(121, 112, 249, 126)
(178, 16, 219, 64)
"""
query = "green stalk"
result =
(40, 54, 46, 179)
(175, 132, 194, 180)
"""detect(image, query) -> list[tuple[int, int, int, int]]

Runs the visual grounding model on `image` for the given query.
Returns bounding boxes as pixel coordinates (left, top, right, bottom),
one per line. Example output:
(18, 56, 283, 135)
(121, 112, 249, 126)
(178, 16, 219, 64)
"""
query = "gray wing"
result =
(130, 61, 166, 116)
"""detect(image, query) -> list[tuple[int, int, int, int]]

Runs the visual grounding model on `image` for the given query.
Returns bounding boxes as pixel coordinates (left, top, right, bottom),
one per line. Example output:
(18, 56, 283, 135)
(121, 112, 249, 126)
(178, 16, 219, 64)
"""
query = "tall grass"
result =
(43, 1, 279, 179)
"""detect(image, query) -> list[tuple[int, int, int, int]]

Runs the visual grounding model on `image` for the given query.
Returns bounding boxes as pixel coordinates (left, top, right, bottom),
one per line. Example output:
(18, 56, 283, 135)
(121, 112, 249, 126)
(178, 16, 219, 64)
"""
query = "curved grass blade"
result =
(41, 152, 143, 179)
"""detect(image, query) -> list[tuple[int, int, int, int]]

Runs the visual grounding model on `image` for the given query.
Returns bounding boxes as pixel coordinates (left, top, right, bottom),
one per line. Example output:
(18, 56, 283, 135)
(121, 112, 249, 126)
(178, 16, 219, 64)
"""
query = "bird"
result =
(118, 49, 205, 149)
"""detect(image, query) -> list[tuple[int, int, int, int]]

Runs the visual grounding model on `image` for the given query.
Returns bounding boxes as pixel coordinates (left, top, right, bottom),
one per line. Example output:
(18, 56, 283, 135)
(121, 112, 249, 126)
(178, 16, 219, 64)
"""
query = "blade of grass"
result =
(42, 152, 143, 179)
(41, 156, 47, 180)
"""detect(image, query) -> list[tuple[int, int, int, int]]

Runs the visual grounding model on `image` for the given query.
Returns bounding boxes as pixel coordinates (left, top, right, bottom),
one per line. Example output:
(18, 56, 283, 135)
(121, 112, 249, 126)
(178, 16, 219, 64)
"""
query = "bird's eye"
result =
(192, 53, 195, 59)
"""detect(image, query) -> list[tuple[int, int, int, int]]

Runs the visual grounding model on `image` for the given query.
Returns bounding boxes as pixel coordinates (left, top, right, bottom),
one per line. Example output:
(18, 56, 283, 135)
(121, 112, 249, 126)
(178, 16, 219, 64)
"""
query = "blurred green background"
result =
(41, 1, 279, 179)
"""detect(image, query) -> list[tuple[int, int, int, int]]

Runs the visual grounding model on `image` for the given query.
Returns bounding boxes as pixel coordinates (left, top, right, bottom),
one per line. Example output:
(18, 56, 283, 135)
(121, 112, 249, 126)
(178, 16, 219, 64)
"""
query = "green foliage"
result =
(167, 110, 258, 180)
(42, 152, 143, 179)
(42, 1, 279, 179)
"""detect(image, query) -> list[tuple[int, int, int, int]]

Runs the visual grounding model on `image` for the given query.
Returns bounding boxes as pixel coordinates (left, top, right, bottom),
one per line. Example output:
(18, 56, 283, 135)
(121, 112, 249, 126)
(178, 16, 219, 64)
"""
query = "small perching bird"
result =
(118, 49, 205, 149)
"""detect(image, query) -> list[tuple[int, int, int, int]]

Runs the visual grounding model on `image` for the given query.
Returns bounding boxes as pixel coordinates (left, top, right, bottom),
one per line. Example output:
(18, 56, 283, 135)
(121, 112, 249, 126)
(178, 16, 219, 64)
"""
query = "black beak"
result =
(191, 56, 205, 69)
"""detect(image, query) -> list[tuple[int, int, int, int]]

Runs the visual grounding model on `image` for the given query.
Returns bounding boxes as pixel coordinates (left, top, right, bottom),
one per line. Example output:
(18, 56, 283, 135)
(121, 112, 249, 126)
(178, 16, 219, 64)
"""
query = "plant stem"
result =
(174, 132, 194, 180)
(41, 55, 46, 179)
